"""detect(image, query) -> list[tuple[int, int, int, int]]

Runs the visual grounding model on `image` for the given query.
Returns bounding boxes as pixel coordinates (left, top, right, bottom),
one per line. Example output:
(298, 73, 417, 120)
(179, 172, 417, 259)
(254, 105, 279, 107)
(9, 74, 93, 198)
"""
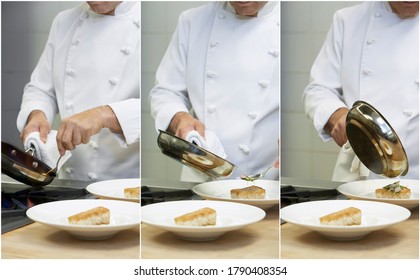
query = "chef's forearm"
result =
(99, 105, 123, 134)
(324, 107, 348, 134)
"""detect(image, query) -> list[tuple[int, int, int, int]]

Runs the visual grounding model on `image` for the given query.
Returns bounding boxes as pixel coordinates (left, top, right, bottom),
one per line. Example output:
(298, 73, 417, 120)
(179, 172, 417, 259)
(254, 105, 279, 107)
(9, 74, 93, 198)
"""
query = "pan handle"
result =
(25, 144, 36, 157)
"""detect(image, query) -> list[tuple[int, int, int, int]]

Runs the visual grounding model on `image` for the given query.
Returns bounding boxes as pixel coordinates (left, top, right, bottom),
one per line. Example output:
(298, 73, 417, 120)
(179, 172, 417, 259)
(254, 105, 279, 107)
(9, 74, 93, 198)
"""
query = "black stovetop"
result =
(1, 178, 200, 233)
(1, 179, 93, 233)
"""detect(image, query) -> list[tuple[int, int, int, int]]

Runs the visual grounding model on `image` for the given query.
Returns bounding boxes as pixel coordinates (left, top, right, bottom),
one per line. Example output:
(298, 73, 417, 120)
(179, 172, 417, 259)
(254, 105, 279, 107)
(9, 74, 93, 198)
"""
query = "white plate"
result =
(26, 199, 140, 240)
(86, 178, 140, 202)
(281, 200, 411, 241)
(141, 200, 266, 241)
(192, 179, 279, 210)
(338, 179, 419, 210)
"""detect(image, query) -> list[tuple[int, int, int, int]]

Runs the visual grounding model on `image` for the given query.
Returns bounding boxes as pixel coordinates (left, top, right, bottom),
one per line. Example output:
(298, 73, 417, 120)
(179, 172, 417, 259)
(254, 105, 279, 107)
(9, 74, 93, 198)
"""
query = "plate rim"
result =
(26, 199, 141, 230)
(192, 179, 280, 205)
(281, 199, 411, 232)
(86, 178, 140, 202)
(141, 200, 266, 231)
(337, 179, 419, 204)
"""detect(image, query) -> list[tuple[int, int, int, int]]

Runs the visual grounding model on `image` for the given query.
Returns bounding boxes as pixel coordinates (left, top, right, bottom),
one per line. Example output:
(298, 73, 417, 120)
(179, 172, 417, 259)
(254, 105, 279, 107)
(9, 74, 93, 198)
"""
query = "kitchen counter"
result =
(1, 174, 140, 259)
(141, 206, 279, 259)
(280, 177, 419, 259)
(2, 223, 139, 259)
(281, 208, 419, 259)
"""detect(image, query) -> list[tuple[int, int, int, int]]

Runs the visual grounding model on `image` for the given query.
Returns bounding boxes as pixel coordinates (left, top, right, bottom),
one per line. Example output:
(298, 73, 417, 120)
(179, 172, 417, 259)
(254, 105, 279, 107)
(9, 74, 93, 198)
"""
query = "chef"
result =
(17, 1, 140, 181)
(303, 1, 419, 181)
(149, 1, 280, 181)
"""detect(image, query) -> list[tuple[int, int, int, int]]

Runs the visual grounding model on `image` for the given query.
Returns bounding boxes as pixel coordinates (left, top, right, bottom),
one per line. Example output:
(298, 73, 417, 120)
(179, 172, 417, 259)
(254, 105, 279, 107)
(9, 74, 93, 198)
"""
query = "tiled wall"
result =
(1, 1, 79, 147)
(1, 1, 361, 182)
(281, 1, 357, 181)
(141, 1, 205, 181)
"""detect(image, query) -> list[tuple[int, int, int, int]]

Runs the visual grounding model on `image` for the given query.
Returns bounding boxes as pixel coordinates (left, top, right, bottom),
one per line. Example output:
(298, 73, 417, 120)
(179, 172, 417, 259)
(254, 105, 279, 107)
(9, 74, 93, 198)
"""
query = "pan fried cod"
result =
(124, 186, 140, 199)
(230, 185, 266, 199)
(319, 207, 362, 226)
(174, 207, 216, 226)
(375, 181, 411, 199)
(68, 206, 110, 225)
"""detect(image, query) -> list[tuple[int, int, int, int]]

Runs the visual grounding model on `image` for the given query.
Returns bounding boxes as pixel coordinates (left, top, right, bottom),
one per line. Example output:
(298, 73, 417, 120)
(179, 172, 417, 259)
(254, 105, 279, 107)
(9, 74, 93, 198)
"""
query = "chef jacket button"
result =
(207, 105, 216, 113)
(366, 39, 375, 45)
(403, 109, 413, 117)
(248, 112, 257, 119)
(210, 41, 219, 48)
(239, 145, 250, 155)
(218, 13, 225, 19)
(65, 103, 73, 110)
(375, 11, 382, 18)
(133, 20, 140, 28)
(268, 49, 279, 57)
(83, 12, 89, 19)
(88, 172, 97, 181)
(121, 47, 131, 55)
(65, 168, 73, 174)
(109, 78, 119, 85)
(66, 69, 75, 76)
(258, 80, 269, 88)
(362, 69, 371, 75)
(72, 39, 79, 45)
(206, 72, 216, 78)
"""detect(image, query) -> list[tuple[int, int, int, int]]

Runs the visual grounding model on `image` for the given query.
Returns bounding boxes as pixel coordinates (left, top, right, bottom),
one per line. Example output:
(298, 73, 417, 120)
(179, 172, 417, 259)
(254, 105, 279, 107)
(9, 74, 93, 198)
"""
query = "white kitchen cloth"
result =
(185, 130, 227, 159)
(24, 130, 72, 170)
(332, 141, 370, 181)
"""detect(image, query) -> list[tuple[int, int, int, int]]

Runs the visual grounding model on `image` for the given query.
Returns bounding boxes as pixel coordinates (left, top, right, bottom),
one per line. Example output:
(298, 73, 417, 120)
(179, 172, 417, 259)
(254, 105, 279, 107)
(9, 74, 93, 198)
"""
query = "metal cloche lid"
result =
(346, 100, 409, 178)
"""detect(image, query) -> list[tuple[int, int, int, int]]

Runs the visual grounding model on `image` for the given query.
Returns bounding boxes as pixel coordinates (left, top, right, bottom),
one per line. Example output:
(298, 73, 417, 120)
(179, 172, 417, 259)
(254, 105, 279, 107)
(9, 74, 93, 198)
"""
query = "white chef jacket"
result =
(149, 2, 280, 181)
(303, 2, 419, 181)
(17, 2, 140, 181)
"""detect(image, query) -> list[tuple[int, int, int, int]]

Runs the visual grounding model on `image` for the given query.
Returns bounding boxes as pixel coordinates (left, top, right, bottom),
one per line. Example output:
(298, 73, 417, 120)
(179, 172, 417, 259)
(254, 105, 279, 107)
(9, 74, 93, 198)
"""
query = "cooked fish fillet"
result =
(230, 185, 266, 199)
(68, 206, 110, 225)
(124, 186, 140, 199)
(375, 187, 411, 199)
(319, 207, 362, 226)
(174, 207, 216, 226)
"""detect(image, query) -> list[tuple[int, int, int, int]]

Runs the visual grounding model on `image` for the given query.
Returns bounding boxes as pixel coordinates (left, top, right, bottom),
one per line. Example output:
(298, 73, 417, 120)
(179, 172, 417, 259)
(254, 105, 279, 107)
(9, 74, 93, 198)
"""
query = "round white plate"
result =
(281, 200, 411, 241)
(192, 179, 279, 210)
(141, 200, 266, 241)
(86, 178, 140, 202)
(26, 199, 140, 240)
(338, 179, 419, 210)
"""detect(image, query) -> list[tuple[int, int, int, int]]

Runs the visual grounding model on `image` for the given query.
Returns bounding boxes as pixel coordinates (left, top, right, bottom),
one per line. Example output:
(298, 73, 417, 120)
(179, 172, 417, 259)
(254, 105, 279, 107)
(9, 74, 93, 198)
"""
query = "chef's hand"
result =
(324, 107, 349, 147)
(168, 112, 205, 139)
(57, 105, 122, 156)
(21, 110, 51, 143)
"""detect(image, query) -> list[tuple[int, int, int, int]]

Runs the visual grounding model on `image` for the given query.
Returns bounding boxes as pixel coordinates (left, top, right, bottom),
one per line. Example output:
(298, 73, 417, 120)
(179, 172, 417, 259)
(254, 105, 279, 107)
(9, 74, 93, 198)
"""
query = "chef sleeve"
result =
(302, 10, 348, 141)
(16, 15, 60, 132)
(108, 98, 140, 146)
(149, 12, 192, 132)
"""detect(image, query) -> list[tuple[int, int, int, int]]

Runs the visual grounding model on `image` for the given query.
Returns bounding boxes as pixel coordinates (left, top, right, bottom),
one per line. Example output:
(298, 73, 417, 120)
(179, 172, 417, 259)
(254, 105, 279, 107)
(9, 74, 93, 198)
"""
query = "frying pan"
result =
(157, 130, 235, 178)
(1, 141, 57, 186)
(346, 101, 409, 178)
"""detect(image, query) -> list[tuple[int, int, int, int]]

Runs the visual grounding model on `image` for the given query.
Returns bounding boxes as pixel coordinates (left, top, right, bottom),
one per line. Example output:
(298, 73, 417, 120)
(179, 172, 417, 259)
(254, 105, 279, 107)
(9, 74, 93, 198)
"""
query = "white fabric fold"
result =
(24, 130, 72, 170)
(185, 130, 227, 159)
(332, 141, 370, 181)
